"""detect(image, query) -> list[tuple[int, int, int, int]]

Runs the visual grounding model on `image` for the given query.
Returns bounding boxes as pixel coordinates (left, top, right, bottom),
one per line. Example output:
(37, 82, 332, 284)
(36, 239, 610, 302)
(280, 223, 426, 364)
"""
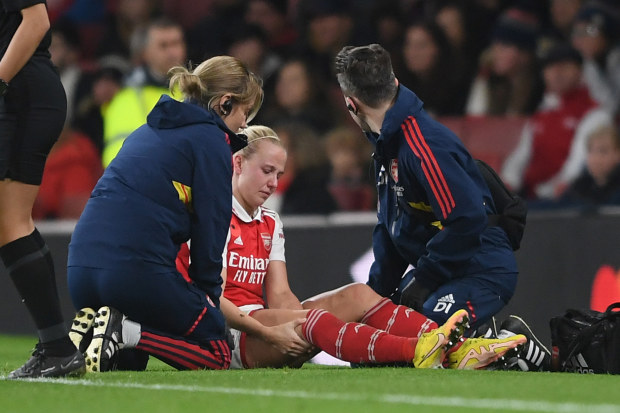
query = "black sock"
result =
(0, 229, 73, 355)
(31, 228, 60, 299)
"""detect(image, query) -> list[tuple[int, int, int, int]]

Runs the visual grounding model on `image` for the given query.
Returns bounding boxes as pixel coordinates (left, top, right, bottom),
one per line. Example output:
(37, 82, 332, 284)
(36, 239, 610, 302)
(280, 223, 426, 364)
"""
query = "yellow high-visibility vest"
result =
(102, 85, 172, 168)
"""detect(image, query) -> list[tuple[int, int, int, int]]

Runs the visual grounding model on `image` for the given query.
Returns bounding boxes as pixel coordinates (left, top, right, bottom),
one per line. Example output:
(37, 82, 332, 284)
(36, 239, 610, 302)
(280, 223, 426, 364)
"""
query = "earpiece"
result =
(345, 96, 358, 115)
(221, 99, 233, 116)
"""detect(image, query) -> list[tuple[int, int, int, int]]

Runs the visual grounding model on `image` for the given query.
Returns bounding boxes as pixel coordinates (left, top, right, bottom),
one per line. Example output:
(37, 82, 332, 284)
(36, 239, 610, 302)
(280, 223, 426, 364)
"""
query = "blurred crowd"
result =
(37, 0, 620, 219)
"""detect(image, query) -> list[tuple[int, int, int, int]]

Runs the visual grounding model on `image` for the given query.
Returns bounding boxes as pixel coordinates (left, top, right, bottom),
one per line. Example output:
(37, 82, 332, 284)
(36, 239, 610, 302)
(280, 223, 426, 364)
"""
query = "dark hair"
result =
(334, 44, 397, 108)
(51, 17, 80, 50)
(540, 43, 583, 68)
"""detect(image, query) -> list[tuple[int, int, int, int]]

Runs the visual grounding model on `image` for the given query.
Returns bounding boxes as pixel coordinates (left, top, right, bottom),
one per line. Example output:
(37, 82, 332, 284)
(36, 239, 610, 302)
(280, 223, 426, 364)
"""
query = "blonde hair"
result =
(168, 56, 264, 122)
(237, 125, 285, 158)
(324, 126, 372, 159)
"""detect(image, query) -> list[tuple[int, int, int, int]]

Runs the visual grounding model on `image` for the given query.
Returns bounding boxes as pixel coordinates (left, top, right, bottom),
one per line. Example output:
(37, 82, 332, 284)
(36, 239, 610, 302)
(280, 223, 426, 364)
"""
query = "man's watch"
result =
(0, 79, 9, 96)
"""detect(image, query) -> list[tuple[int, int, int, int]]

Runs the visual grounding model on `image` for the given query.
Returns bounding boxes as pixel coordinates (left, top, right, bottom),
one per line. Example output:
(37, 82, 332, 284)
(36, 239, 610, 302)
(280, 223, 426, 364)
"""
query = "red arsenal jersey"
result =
(223, 196, 285, 306)
(176, 196, 285, 307)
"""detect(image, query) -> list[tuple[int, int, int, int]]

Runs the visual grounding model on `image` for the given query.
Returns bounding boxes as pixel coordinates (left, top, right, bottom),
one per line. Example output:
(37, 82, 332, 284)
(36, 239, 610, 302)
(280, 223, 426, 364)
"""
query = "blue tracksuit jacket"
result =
(367, 85, 517, 301)
(68, 95, 236, 306)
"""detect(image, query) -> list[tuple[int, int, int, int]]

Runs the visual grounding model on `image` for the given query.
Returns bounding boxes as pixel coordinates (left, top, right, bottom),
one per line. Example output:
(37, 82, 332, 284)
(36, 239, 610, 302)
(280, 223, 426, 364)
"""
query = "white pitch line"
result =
(4, 377, 620, 413)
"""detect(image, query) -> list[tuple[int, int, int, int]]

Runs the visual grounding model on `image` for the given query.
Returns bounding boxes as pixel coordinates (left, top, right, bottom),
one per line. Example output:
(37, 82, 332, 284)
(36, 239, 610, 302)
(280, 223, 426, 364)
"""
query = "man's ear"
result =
(345, 96, 358, 115)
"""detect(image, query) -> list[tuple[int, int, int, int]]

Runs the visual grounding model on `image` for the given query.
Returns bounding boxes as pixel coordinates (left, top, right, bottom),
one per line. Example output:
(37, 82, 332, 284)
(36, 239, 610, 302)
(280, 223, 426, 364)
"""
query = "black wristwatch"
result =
(0, 79, 9, 96)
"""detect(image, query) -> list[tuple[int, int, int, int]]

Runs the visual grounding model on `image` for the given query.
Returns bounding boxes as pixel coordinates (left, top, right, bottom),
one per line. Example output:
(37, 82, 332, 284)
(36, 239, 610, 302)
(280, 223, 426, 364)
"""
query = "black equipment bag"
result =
(475, 160, 527, 251)
(549, 302, 620, 374)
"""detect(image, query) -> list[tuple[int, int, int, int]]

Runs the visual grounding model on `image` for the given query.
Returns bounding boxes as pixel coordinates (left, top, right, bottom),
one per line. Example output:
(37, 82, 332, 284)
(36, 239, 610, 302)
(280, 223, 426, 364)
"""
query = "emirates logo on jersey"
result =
(390, 159, 398, 183)
(261, 233, 272, 252)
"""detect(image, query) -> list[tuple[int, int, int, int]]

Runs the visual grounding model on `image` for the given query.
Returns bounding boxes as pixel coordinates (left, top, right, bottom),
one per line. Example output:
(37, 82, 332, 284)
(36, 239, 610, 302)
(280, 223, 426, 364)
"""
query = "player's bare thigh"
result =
(302, 282, 383, 322)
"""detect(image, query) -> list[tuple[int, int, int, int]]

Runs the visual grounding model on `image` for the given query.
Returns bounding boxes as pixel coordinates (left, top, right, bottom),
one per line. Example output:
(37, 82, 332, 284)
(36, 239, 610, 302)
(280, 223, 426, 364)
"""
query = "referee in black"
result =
(0, 0, 84, 378)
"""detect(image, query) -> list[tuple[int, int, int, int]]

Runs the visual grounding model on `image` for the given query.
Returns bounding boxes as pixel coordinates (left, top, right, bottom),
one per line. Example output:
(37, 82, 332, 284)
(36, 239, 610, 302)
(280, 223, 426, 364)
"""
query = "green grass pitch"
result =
(2, 334, 620, 413)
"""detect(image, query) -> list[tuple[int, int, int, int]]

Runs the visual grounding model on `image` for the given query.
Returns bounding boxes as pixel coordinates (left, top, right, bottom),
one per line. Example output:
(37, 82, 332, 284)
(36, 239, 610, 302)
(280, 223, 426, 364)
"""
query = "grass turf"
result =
(2, 334, 620, 413)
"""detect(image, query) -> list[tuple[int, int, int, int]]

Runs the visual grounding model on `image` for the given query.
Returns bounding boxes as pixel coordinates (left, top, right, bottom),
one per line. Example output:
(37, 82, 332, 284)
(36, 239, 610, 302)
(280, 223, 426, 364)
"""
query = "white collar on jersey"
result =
(232, 196, 263, 223)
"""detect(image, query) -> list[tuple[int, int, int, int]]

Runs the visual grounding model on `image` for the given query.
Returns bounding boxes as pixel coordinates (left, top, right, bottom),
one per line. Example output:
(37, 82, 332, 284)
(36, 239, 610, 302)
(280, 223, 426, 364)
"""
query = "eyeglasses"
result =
(572, 24, 601, 38)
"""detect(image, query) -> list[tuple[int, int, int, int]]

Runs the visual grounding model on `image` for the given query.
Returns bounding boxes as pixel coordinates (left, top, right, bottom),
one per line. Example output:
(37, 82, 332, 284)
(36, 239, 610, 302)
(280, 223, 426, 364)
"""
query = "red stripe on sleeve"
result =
(402, 120, 449, 218)
(402, 117, 456, 218)
(410, 118, 455, 209)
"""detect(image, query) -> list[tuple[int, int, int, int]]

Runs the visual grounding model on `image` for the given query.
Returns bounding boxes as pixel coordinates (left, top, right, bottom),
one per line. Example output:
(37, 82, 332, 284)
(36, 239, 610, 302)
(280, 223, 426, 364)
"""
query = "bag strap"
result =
(561, 316, 605, 371)
(605, 302, 620, 315)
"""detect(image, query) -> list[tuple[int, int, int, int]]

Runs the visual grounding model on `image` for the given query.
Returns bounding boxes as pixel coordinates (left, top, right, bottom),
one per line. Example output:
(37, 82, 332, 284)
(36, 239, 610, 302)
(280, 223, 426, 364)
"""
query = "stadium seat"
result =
(440, 116, 527, 171)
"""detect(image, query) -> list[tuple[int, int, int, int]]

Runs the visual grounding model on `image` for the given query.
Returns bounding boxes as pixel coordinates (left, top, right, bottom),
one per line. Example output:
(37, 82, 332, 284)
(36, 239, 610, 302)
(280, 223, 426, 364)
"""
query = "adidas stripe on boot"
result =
(497, 315, 551, 371)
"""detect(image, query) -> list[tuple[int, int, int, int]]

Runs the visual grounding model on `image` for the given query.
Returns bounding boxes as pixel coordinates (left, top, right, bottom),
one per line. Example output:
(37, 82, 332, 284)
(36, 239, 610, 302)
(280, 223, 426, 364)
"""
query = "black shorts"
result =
(0, 56, 66, 185)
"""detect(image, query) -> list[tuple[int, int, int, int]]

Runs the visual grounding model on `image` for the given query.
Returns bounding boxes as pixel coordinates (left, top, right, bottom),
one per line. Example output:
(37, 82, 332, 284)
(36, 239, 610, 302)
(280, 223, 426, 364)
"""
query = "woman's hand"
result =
(262, 318, 314, 357)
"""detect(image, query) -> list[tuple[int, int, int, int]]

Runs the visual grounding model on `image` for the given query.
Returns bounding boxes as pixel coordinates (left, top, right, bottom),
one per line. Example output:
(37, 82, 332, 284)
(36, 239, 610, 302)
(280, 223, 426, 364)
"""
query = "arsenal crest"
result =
(390, 159, 398, 183)
(261, 233, 272, 252)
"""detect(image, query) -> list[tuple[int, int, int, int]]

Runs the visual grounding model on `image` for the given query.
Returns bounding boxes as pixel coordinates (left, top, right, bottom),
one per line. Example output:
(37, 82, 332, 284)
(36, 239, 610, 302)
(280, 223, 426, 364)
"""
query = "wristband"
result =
(0, 79, 8, 96)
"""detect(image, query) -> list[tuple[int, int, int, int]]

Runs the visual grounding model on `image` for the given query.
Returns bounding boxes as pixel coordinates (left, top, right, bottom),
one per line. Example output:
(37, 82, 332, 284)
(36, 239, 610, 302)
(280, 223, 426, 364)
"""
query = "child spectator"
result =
(560, 124, 620, 207)
(324, 127, 375, 211)
(263, 122, 338, 215)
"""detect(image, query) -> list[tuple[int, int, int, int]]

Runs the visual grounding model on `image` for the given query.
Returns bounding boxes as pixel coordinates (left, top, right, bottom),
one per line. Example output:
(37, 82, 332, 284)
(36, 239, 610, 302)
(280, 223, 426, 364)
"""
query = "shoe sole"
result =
(468, 336, 527, 370)
(415, 309, 469, 369)
(69, 308, 96, 353)
(445, 310, 470, 351)
(84, 306, 114, 373)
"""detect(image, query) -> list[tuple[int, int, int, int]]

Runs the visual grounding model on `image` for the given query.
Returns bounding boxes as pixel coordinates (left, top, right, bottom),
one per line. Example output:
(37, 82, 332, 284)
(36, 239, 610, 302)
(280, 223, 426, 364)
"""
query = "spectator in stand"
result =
(226, 24, 282, 103)
(465, 7, 544, 116)
(258, 58, 336, 135)
(294, 0, 354, 86)
(96, 0, 160, 63)
(160, 0, 213, 33)
(558, 124, 620, 207)
(33, 127, 102, 220)
(262, 121, 337, 215)
(540, 0, 584, 48)
(102, 17, 186, 167)
(501, 43, 613, 200)
(244, 0, 298, 58)
(570, 1, 620, 113)
(49, 18, 93, 128)
(324, 127, 375, 212)
(367, 1, 405, 65)
(185, 0, 246, 62)
(397, 20, 471, 117)
(431, 1, 479, 99)
(73, 57, 129, 155)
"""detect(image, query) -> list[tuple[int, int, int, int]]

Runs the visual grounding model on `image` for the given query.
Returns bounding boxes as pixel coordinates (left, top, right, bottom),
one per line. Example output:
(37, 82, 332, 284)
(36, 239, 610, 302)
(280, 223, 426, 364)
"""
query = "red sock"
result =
(361, 297, 438, 337)
(302, 309, 416, 364)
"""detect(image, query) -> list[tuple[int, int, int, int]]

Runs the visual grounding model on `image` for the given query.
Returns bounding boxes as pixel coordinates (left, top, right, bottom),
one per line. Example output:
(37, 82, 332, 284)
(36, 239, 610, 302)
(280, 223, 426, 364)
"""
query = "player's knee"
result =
(341, 282, 378, 303)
